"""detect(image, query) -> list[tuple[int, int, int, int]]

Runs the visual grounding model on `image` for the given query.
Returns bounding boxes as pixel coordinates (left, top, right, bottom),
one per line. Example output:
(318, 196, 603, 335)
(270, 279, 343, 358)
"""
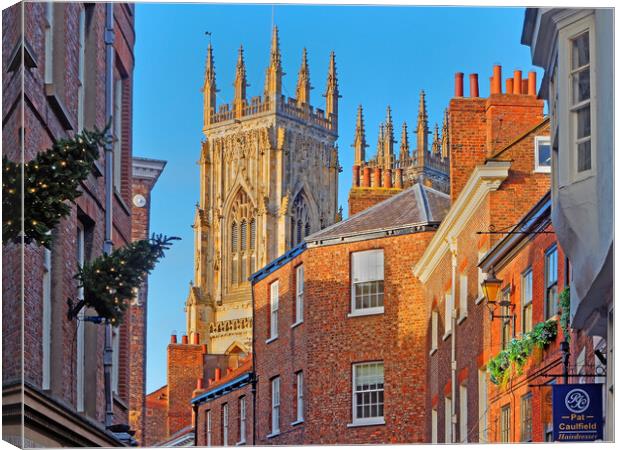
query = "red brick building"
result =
(1, 2, 152, 446)
(479, 193, 600, 442)
(190, 184, 450, 445)
(413, 65, 552, 444)
(129, 157, 167, 444)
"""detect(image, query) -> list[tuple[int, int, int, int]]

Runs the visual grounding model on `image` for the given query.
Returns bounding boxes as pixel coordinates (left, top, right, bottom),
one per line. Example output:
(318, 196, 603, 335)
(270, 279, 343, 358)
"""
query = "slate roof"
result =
(307, 183, 451, 243)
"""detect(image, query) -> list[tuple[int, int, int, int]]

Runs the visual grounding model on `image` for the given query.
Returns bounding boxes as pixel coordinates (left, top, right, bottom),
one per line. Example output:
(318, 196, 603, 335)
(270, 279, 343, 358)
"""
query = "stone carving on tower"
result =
(186, 27, 340, 354)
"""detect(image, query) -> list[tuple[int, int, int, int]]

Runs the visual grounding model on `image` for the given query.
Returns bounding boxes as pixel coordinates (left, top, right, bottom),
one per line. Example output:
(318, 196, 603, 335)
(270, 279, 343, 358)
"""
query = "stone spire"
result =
(203, 43, 217, 128)
(375, 123, 385, 167)
(324, 51, 339, 127)
(295, 48, 311, 106)
(233, 45, 247, 117)
(416, 90, 429, 165)
(383, 106, 394, 169)
(432, 123, 440, 155)
(400, 121, 410, 161)
(264, 26, 282, 101)
(353, 104, 367, 165)
(441, 109, 449, 159)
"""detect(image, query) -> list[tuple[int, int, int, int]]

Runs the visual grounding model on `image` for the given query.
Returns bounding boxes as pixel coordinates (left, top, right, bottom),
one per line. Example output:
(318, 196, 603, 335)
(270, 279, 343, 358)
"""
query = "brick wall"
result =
(144, 385, 169, 446)
(348, 187, 402, 216)
(2, 1, 136, 441)
(253, 231, 435, 444)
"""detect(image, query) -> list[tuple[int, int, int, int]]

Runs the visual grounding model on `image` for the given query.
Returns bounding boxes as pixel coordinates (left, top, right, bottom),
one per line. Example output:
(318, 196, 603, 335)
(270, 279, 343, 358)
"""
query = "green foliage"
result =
(560, 287, 571, 342)
(72, 234, 179, 325)
(488, 320, 558, 386)
(2, 128, 107, 249)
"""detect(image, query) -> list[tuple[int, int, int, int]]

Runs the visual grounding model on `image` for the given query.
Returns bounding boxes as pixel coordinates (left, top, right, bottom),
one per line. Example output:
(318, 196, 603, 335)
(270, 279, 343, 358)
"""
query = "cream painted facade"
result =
(185, 27, 340, 354)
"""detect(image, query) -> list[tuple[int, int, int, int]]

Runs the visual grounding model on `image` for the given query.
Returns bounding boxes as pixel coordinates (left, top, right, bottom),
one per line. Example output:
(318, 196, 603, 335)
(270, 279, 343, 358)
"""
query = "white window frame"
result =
(76, 224, 85, 412)
(268, 281, 279, 342)
(522, 268, 533, 334)
(458, 274, 468, 321)
(112, 326, 120, 395)
(545, 245, 559, 319)
(534, 136, 552, 173)
(478, 368, 487, 443)
(476, 250, 486, 304)
(349, 249, 384, 317)
(113, 78, 123, 191)
(293, 265, 304, 326)
(459, 384, 468, 443)
(558, 15, 597, 182)
(443, 292, 453, 339)
(206, 409, 212, 446)
(222, 403, 229, 446)
(350, 361, 385, 427)
(77, 6, 86, 131)
(44, 2, 54, 84)
(445, 396, 452, 443)
(430, 310, 438, 355)
(431, 408, 438, 443)
(293, 371, 304, 424)
(238, 396, 246, 444)
(42, 247, 52, 390)
(270, 377, 280, 436)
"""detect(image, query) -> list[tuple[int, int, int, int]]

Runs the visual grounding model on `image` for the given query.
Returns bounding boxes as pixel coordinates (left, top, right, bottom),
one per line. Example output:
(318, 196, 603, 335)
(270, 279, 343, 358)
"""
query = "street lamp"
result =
(481, 267, 514, 321)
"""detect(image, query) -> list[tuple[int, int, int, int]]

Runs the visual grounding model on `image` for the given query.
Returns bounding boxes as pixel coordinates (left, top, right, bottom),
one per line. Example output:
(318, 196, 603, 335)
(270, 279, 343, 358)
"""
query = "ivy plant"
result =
(488, 319, 558, 386)
(559, 287, 571, 342)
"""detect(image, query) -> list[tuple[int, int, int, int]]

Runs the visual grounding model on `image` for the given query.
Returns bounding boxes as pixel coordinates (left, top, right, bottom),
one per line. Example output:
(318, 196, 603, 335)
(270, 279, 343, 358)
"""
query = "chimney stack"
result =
(528, 71, 537, 96)
(513, 70, 522, 94)
(454, 72, 464, 97)
(193, 333, 200, 345)
(181, 335, 188, 345)
(383, 169, 392, 188)
(506, 78, 514, 94)
(170, 334, 177, 344)
(373, 167, 382, 188)
(469, 73, 479, 98)
(362, 167, 371, 187)
(491, 65, 502, 94)
(352, 165, 360, 187)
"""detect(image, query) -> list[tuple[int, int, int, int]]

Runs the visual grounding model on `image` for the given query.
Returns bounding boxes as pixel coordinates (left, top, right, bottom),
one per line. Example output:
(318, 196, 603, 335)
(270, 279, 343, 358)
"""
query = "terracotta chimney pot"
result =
(469, 73, 479, 98)
(454, 72, 464, 97)
(513, 70, 522, 94)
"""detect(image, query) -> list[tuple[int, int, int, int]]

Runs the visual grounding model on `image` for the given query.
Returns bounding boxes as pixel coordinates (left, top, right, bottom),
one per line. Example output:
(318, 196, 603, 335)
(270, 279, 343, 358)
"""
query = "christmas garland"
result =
(2, 128, 107, 248)
(488, 319, 558, 386)
(70, 234, 180, 325)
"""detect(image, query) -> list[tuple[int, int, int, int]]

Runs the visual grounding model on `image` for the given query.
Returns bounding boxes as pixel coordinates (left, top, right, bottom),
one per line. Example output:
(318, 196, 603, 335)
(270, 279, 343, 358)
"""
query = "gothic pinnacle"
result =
(296, 48, 311, 105)
(205, 43, 216, 84)
(400, 122, 410, 160)
(270, 25, 281, 69)
(324, 51, 339, 123)
(432, 123, 440, 155)
(353, 104, 367, 164)
(417, 90, 428, 122)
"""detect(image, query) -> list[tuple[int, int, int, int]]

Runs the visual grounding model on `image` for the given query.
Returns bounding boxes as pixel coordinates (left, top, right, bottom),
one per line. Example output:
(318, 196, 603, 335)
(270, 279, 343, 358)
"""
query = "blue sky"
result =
(133, 3, 543, 393)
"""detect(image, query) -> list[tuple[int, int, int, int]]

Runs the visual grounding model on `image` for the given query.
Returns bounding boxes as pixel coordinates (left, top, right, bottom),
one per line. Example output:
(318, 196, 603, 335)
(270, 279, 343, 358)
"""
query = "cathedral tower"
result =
(187, 28, 340, 354)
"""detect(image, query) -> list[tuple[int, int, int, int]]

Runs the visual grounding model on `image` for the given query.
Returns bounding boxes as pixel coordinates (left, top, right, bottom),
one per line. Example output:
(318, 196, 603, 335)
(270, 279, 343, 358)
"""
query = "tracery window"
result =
(229, 190, 256, 287)
(290, 192, 312, 247)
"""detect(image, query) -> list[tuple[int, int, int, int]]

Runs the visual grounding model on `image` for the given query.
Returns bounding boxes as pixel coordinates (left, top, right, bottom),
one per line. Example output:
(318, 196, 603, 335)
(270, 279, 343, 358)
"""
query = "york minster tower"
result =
(186, 27, 340, 354)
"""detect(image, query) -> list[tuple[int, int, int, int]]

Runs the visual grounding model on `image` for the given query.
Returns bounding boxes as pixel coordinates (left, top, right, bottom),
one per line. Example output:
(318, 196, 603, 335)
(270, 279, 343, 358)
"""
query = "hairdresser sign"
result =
(552, 383, 603, 441)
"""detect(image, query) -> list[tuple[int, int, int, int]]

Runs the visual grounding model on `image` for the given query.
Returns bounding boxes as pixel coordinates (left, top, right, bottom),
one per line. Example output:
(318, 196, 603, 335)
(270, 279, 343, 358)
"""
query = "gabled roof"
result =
(306, 184, 450, 244)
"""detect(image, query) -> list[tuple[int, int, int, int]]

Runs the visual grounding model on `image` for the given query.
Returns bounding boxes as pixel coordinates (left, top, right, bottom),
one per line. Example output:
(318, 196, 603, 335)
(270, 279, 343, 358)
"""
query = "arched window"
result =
(291, 192, 312, 247)
(229, 190, 256, 287)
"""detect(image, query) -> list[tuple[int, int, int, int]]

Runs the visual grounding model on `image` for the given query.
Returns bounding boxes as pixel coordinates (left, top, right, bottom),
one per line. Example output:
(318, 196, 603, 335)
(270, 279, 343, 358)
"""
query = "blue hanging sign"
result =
(552, 383, 603, 441)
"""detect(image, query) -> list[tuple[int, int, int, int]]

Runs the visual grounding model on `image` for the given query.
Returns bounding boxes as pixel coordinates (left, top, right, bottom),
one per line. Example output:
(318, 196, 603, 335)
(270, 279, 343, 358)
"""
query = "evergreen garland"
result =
(2, 128, 107, 248)
(71, 234, 180, 325)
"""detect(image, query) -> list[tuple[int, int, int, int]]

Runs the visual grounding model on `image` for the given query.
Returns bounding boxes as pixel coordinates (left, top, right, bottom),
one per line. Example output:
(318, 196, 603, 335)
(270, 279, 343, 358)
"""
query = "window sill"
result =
(291, 419, 304, 426)
(347, 308, 384, 318)
(235, 441, 246, 446)
(265, 336, 278, 344)
(475, 295, 485, 305)
(534, 168, 551, 174)
(442, 331, 452, 341)
(457, 314, 468, 325)
(291, 321, 303, 329)
(347, 418, 385, 428)
(266, 431, 280, 439)
(429, 347, 438, 357)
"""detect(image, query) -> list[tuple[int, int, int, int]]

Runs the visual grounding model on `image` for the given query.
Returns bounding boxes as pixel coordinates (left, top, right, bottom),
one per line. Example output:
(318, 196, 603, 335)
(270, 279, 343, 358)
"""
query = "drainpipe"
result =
(103, 1, 115, 429)
(251, 277, 257, 446)
(449, 239, 457, 443)
(193, 402, 199, 446)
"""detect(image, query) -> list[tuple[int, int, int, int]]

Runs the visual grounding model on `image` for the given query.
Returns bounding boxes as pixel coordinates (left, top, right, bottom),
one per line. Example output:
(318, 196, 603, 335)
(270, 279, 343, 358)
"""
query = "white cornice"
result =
(132, 157, 167, 182)
(412, 161, 511, 283)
